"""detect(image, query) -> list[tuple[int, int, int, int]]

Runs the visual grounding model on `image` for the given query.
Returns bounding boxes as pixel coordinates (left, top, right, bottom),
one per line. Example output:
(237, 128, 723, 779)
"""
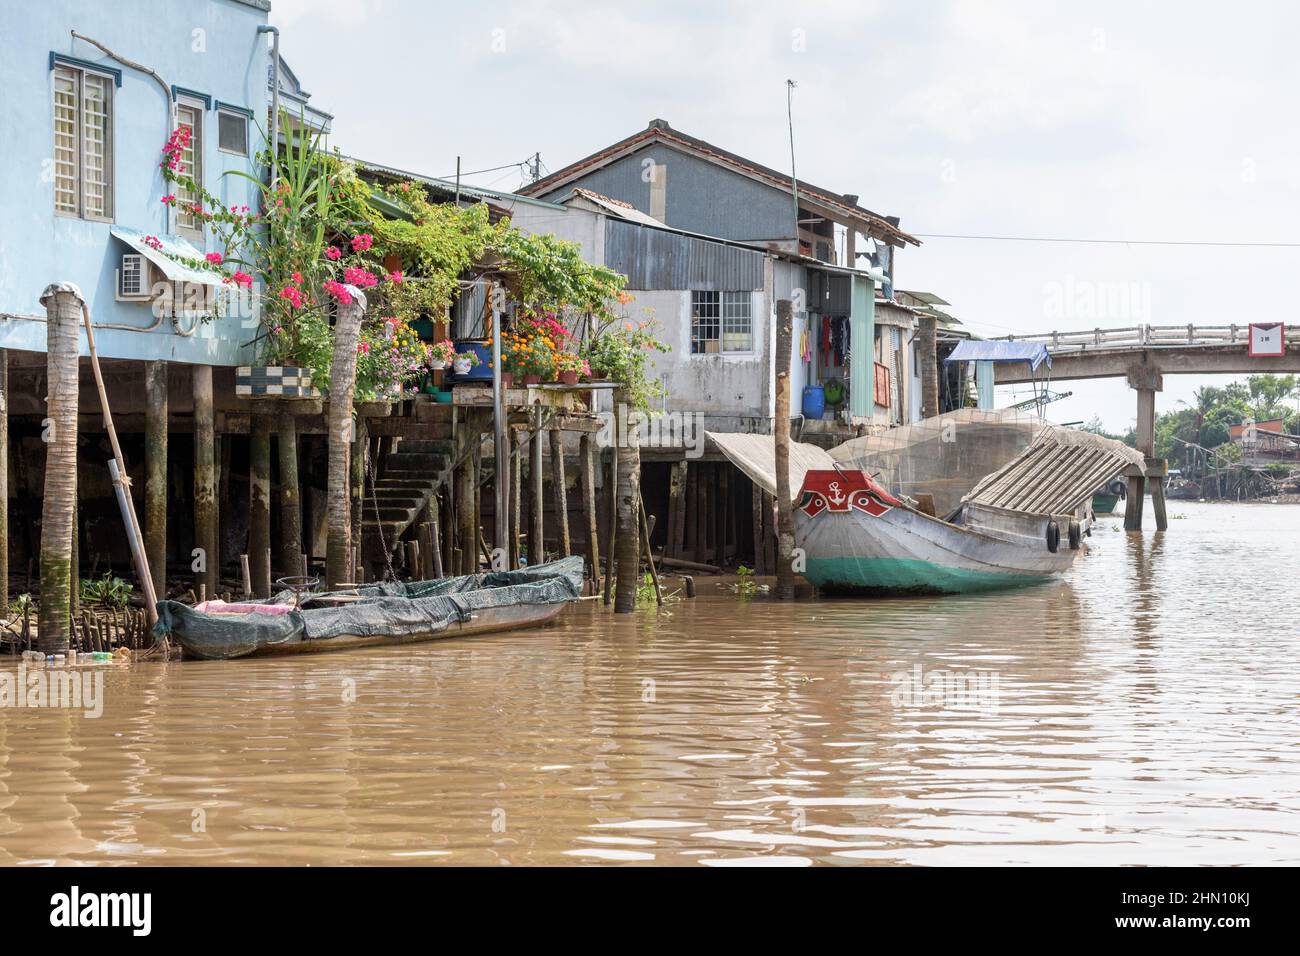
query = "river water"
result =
(1, 501, 1296, 866)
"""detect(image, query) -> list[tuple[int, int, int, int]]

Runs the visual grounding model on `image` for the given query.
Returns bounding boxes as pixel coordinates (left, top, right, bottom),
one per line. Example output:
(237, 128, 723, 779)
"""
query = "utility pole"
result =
(786, 79, 800, 250)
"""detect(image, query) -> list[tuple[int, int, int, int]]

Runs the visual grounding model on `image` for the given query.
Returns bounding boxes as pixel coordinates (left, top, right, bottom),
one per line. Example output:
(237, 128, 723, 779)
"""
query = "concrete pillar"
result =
(1125, 366, 1162, 532)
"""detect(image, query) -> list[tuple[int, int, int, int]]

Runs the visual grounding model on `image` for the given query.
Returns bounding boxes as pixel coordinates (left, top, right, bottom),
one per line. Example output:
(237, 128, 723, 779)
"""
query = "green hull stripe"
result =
(804, 556, 1049, 595)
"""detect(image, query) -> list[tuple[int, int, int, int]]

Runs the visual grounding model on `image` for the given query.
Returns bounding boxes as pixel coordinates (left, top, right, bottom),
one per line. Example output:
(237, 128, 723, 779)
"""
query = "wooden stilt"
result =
(528, 411, 545, 566)
(193, 364, 218, 599)
(38, 287, 79, 652)
(602, 445, 617, 606)
(418, 515, 435, 579)
(752, 481, 765, 574)
(351, 412, 369, 581)
(773, 298, 796, 599)
(144, 360, 168, 598)
(579, 434, 600, 593)
(277, 407, 301, 577)
(549, 427, 570, 557)
(613, 393, 641, 614)
(249, 414, 272, 598)
(685, 461, 700, 561)
(428, 509, 444, 578)
(456, 446, 477, 574)
(509, 431, 523, 569)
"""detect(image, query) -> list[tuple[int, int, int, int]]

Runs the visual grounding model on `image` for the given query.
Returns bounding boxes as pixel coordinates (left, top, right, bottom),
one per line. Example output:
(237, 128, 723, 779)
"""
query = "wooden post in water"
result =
(456, 433, 478, 574)
(193, 365, 218, 598)
(278, 407, 302, 575)
(144, 361, 168, 597)
(579, 434, 600, 593)
(602, 445, 617, 605)
(351, 410, 369, 580)
(773, 298, 796, 600)
(509, 430, 523, 569)
(325, 288, 365, 589)
(0, 348, 8, 614)
(613, 391, 641, 613)
(529, 410, 545, 566)
(38, 285, 80, 652)
(751, 481, 765, 574)
(249, 414, 272, 597)
(549, 427, 570, 557)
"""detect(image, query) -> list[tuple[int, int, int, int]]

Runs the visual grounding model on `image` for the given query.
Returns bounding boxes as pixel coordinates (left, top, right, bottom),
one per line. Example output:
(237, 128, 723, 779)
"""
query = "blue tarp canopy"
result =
(944, 339, 1052, 371)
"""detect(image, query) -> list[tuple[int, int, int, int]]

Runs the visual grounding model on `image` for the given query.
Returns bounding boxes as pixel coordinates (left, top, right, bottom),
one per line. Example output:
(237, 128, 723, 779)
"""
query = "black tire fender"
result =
(1068, 520, 1082, 550)
(1046, 520, 1061, 554)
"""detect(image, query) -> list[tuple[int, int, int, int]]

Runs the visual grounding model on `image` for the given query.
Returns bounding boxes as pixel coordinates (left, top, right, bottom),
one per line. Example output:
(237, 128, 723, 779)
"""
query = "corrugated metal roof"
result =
(964, 428, 1145, 516)
(604, 219, 765, 291)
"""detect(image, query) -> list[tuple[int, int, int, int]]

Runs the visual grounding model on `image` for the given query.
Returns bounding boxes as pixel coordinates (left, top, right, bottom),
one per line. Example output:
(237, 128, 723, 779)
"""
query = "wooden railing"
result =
(998, 324, 1300, 352)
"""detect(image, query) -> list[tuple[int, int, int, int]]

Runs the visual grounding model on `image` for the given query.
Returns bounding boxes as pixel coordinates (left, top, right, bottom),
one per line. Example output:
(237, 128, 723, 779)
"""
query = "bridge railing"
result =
(999, 324, 1299, 351)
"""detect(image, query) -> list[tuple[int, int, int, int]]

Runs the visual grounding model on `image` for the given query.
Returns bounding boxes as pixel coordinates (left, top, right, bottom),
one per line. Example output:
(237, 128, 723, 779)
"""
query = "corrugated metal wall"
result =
(604, 219, 765, 291)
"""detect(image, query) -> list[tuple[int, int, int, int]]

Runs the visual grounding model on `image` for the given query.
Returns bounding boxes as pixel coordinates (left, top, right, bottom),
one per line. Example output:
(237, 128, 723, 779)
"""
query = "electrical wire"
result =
(914, 233, 1300, 248)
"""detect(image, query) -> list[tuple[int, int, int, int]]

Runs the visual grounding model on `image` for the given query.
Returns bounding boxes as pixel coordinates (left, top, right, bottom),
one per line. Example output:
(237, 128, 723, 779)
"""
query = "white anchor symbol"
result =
(826, 481, 846, 506)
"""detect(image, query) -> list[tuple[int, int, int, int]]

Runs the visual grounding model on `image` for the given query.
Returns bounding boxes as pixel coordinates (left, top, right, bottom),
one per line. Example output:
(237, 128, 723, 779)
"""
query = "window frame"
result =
(216, 105, 250, 156)
(720, 290, 753, 353)
(52, 63, 115, 223)
(174, 96, 206, 236)
(691, 290, 754, 355)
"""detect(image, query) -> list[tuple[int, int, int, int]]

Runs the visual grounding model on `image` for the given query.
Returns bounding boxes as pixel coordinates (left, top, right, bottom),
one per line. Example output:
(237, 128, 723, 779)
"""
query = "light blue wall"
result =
(849, 275, 875, 419)
(0, 0, 270, 366)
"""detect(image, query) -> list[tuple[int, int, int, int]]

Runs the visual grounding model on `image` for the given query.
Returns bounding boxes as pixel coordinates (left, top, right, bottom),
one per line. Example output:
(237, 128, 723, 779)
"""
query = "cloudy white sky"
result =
(271, 0, 1299, 431)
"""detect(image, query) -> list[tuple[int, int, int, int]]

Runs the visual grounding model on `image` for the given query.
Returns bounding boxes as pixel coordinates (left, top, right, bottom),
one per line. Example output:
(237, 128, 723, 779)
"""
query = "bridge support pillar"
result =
(1125, 367, 1166, 532)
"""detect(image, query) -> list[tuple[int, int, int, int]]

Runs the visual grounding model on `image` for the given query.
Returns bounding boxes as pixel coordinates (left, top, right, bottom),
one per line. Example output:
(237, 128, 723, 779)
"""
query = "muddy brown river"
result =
(1, 502, 1296, 865)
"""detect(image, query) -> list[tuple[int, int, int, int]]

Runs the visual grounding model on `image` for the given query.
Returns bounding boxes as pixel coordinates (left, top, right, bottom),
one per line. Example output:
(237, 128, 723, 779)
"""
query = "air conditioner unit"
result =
(117, 253, 154, 301)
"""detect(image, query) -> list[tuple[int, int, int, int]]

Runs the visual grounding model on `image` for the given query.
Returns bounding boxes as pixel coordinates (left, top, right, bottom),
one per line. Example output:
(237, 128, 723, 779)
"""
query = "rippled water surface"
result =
(2, 502, 1297, 865)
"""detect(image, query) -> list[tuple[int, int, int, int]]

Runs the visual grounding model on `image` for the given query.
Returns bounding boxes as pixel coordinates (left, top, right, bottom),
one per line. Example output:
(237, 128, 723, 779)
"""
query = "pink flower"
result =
(356, 341, 371, 354)
(205, 252, 224, 265)
(323, 280, 350, 303)
(325, 246, 342, 261)
(343, 267, 378, 288)
(387, 270, 404, 284)
(232, 271, 253, 289)
(160, 194, 175, 204)
(291, 271, 303, 286)
(142, 235, 163, 251)
(279, 286, 303, 309)
(350, 234, 374, 252)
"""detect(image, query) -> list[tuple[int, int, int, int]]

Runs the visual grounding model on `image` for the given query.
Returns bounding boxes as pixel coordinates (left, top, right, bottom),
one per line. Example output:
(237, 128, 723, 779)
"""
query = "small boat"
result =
(154, 557, 585, 660)
(1091, 478, 1127, 515)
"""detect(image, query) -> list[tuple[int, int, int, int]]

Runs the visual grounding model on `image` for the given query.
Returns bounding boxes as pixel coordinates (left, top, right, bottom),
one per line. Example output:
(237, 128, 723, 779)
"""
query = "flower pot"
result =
(523, 374, 542, 386)
(236, 366, 320, 399)
(558, 370, 579, 386)
(500, 371, 514, 388)
(429, 358, 447, 370)
(452, 358, 473, 376)
(588, 370, 608, 381)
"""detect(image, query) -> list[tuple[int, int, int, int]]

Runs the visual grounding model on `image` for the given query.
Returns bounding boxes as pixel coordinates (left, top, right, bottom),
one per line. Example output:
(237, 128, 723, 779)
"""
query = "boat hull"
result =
(796, 470, 1078, 595)
(1091, 492, 1120, 515)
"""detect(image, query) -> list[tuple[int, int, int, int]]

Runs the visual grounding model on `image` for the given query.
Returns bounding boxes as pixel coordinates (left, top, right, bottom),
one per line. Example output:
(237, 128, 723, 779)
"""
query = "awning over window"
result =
(944, 339, 1052, 371)
(110, 226, 218, 287)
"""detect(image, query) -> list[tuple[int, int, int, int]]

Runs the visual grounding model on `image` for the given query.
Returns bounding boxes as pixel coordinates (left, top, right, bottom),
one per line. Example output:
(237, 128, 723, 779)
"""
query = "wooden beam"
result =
(579, 434, 600, 593)
(529, 409, 545, 566)
(549, 427, 570, 557)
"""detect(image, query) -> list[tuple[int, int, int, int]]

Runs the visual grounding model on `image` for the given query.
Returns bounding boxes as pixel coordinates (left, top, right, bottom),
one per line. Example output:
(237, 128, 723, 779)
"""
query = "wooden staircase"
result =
(360, 400, 461, 567)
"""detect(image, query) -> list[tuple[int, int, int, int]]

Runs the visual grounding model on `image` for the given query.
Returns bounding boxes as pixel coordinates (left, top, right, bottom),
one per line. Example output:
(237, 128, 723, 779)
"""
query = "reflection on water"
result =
(1, 502, 1298, 866)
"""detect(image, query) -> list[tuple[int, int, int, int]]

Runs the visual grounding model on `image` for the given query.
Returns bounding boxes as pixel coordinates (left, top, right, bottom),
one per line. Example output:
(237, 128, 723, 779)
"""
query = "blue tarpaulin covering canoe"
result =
(944, 340, 1053, 371)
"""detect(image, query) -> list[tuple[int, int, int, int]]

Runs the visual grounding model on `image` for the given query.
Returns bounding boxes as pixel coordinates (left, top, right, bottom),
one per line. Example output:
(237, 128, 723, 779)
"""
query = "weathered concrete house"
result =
(513, 120, 925, 434)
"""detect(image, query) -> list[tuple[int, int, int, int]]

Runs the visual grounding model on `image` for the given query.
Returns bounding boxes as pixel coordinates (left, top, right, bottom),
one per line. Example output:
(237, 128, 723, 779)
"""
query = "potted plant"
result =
(428, 339, 456, 370)
(553, 351, 589, 387)
(452, 350, 481, 376)
(582, 315, 671, 412)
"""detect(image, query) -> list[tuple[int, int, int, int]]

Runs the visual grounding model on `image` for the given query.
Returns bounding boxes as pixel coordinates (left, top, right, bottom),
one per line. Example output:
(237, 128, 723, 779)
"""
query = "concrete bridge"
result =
(991, 324, 1300, 531)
